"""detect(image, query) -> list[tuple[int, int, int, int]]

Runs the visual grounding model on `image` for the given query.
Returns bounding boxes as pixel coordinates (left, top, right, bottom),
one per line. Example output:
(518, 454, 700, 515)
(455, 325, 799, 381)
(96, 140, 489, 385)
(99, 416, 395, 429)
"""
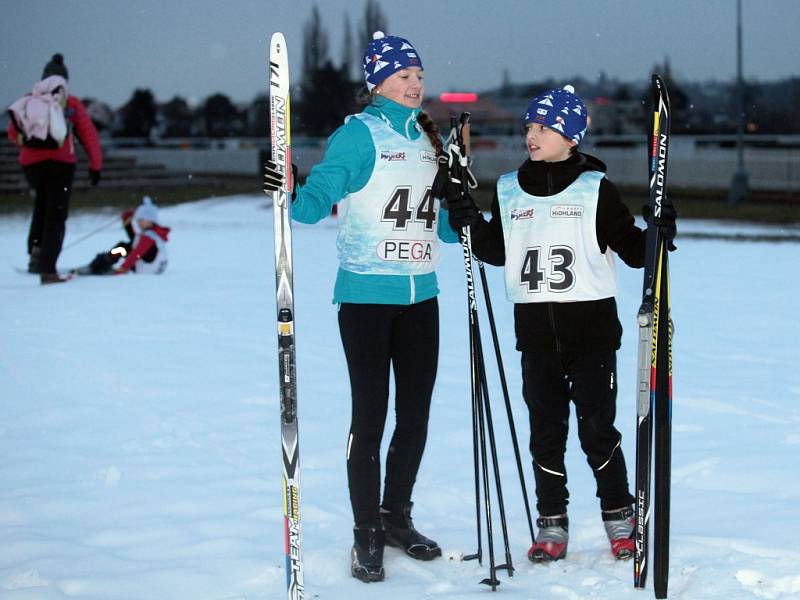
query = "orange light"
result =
(440, 92, 478, 103)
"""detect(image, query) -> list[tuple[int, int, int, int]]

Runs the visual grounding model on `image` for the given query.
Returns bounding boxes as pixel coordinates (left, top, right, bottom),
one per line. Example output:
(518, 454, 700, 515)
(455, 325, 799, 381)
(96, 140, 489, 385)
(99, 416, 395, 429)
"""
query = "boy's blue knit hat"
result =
(363, 31, 423, 91)
(525, 85, 588, 144)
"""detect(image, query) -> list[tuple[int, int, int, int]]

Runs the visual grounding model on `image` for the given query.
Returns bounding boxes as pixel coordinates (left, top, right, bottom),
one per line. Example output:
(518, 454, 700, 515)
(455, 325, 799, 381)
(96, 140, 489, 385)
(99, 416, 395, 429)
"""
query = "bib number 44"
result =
(520, 245, 576, 293)
(382, 186, 436, 231)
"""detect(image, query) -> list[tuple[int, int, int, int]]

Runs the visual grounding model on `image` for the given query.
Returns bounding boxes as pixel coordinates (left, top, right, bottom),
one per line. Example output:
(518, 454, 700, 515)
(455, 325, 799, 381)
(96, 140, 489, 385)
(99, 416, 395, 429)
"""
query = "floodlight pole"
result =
(728, 0, 750, 205)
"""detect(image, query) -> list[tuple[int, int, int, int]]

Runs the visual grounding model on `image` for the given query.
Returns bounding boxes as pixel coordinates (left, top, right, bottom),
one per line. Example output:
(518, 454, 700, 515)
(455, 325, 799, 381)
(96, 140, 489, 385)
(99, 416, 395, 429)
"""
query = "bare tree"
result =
(302, 4, 330, 83)
(342, 12, 355, 80)
(299, 3, 358, 135)
(358, 0, 388, 49)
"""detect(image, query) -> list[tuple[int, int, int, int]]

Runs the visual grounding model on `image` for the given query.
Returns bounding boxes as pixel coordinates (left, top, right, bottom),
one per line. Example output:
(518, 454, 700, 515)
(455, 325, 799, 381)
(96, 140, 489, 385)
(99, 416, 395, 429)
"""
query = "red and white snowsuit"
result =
(117, 224, 170, 274)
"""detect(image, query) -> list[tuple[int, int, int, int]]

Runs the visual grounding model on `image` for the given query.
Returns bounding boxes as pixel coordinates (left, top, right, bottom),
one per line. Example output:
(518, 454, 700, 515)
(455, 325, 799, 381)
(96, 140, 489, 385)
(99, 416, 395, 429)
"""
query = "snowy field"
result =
(1, 195, 799, 600)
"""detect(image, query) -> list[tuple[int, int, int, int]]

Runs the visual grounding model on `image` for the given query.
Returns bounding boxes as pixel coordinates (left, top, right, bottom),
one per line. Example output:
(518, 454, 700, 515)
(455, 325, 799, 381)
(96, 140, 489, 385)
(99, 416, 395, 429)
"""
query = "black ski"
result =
(634, 74, 672, 599)
(269, 32, 304, 600)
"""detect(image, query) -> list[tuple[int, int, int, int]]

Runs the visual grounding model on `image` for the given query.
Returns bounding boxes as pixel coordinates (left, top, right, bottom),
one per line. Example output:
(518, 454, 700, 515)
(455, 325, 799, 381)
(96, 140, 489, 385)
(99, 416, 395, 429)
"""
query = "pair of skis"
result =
(269, 33, 304, 600)
(634, 74, 674, 599)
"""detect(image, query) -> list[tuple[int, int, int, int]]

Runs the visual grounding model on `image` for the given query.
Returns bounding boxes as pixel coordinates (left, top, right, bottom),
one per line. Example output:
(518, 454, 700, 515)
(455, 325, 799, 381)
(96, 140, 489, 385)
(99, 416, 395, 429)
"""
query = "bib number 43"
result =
(521, 245, 576, 293)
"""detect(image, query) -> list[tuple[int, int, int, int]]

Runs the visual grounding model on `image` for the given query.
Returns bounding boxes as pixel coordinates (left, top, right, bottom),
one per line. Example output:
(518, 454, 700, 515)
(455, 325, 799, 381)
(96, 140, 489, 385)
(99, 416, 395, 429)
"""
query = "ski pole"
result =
(462, 276, 483, 565)
(450, 113, 501, 590)
(458, 114, 513, 577)
(477, 261, 536, 545)
(62, 215, 120, 250)
(473, 312, 499, 590)
(446, 115, 484, 568)
(474, 317, 514, 576)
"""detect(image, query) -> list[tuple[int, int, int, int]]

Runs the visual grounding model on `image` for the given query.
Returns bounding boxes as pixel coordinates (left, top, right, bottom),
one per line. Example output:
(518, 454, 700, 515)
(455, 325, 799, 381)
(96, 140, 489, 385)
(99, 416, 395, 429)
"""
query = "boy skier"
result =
(447, 85, 676, 562)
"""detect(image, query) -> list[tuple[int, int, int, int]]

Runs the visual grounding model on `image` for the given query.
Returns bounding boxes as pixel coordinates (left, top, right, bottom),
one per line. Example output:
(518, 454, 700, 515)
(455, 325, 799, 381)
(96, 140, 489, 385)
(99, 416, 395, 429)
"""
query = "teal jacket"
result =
(292, 96, 459, 305)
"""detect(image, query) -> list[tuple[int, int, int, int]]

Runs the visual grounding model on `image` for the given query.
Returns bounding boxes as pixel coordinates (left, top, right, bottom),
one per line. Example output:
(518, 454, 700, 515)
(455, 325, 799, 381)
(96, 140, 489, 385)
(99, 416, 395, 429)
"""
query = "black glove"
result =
(263, 159, 298, 200)
(89, 169, 101, 186)
(431, 162, 449, 200)
(446, 183, 481, 230)
(643, 202, 677, 251)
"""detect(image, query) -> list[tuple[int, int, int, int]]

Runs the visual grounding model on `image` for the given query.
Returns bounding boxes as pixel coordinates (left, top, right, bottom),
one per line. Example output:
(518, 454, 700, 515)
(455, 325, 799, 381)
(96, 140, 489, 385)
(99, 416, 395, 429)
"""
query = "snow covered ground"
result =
(1, 195, 799, 600)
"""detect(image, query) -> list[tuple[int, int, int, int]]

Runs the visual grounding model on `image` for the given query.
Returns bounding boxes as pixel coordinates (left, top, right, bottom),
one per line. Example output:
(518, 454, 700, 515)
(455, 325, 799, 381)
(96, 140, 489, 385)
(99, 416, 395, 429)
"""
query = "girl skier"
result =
(264, 32, 458, 582)
(446, 85, 676, 562)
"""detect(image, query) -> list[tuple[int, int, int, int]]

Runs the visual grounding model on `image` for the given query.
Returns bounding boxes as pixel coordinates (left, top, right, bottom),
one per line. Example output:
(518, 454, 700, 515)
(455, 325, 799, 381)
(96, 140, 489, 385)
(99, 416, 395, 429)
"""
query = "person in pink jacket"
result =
(7, 54, 103, 284)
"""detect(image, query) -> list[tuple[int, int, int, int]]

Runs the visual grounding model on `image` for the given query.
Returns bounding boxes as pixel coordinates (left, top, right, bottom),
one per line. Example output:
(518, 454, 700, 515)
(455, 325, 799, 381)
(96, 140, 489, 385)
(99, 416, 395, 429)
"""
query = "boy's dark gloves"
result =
(263, 160, 298, 200)
(433, 161, 480, 230)
(446, 184, 481, 230)
(431, 163, 449, 200)
(643, 201, 677, 251)
(89, 169, 101, 186)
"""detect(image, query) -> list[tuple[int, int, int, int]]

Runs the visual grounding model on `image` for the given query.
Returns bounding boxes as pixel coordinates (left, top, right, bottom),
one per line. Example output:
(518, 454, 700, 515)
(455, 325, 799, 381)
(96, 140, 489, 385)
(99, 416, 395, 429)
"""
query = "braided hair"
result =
(416, 110, 443, 157)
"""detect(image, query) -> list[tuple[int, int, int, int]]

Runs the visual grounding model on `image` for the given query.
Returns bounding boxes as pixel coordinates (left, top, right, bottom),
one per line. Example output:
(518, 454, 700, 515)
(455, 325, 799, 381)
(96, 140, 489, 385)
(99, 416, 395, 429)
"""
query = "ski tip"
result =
(270, 31, 286, 50)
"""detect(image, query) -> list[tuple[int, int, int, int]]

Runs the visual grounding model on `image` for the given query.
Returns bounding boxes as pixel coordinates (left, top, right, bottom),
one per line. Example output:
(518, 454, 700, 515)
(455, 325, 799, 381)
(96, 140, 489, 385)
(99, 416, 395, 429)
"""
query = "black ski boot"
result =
(351, 526, 385, 583)
(380, 502, 442, 561)
(28, 246, 42, 274)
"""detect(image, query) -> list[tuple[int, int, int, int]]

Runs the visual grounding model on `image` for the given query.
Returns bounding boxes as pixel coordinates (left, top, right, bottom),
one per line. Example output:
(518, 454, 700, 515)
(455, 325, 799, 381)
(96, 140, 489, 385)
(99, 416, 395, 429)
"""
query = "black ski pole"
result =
(473, 304, 499, 590)
(448, 113, 499, 589)
(474, 317, 514, 576)
(464, 309, 483, 564)
(456, 114, 513, 577)
(62, 215, 120, 251)
(451, 116, 483, 568)
(462, 267, 483, 565)
(476, 261, 536, 545)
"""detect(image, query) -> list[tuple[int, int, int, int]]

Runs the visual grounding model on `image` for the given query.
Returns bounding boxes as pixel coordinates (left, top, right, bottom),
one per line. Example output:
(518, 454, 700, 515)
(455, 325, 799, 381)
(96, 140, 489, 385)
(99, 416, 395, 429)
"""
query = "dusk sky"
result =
(2, 0, 798, 109)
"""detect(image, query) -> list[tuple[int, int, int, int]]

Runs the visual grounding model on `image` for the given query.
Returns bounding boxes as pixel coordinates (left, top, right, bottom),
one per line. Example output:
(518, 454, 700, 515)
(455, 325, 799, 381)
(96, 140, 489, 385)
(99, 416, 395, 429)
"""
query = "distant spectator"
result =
(7, 53, 103, 284)
(72, 196, 169, 276)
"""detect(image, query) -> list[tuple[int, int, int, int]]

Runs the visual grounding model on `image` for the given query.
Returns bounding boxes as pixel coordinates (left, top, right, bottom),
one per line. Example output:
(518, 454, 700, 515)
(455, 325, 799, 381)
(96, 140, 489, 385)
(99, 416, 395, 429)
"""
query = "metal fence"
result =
(106, 135, 800, 195)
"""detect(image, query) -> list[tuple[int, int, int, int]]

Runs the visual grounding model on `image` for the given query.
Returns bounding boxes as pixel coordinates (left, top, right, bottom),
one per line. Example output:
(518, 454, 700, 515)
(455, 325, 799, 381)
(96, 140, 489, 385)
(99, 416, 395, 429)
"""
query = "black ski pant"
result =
(521, 347, 634, 517)
(86, 241, 132, 274)
(338, 298, 439, 527)
(24, 160, 75, 274)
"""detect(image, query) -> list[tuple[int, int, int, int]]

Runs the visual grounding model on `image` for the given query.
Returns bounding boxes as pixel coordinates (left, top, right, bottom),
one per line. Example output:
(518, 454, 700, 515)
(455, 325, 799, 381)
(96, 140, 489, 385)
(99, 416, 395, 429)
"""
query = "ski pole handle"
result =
(460, 112, 472, 159)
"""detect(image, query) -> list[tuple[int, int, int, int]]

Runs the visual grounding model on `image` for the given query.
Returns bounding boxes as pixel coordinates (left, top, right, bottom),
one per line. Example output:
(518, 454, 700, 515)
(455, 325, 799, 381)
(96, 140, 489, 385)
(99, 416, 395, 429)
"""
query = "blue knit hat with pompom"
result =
(362, 31, 423, 91)
(525, 85, 588, 144)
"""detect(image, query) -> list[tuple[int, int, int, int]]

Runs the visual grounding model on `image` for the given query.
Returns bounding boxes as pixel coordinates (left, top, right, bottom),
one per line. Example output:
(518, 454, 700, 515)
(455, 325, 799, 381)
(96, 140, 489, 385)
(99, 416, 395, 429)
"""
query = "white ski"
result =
(269, 31, 304, 600)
